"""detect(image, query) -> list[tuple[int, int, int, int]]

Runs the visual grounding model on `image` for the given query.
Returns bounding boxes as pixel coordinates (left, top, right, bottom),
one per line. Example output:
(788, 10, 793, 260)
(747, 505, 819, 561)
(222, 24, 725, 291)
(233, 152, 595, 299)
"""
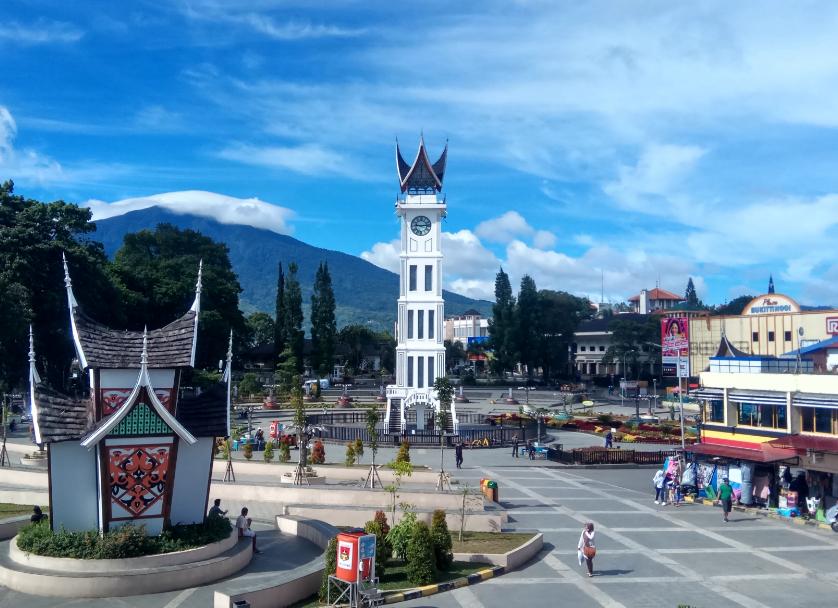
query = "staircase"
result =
(388, 399, 402, 433)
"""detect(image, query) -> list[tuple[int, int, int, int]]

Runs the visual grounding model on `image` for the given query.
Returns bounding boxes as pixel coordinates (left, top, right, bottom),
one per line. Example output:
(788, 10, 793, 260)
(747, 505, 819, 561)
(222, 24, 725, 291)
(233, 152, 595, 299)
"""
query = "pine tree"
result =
(274, 262, 286, 359)
(310, 262, 337, 378)
(488, 267, 516, 375)
(685, 277, 700, 308)
(283, 262, 304, 374)
(515, 275, 541, 381)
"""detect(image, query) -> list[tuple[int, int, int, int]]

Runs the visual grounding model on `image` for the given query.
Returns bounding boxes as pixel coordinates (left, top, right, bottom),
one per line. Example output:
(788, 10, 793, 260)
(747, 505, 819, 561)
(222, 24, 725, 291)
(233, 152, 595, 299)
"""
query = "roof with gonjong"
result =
(396, 137, 447, 193)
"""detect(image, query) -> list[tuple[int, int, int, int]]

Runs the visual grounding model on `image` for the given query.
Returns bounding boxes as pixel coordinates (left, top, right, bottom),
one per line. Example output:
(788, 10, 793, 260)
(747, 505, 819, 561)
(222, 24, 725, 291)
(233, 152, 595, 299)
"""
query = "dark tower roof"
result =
(396, 137, 447, 193)
(768, 275, 775, 294)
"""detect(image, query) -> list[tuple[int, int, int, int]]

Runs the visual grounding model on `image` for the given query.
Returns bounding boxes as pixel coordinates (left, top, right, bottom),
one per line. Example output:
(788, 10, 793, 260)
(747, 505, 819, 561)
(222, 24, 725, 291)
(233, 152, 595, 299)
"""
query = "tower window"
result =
(407, 356, 414, 387)
(752, 332, 759, 342)
(417, 357, 424, 388)
(418, 310, 424, 339)
(768, 331, 775, 342)
(784, 330, 792, 342)
(407, 310, 414, 339)
(428, 310, 435, 339)
(424, 265, 433, 291)
(428, 356, 435, 387)
(409, 265, 417, 291)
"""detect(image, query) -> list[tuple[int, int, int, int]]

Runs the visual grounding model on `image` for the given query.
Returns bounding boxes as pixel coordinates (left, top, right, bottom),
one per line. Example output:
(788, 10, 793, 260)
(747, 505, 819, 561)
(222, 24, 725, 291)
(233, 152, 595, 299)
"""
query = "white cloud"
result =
(0, 106, 64, 184)
(218, 143, 362, 178)
(359, 239, 400, 273)
(475, 211, 532, 243)
(238, 14, 366, 40)
(533, 230, 557, 249)
(83, 190, 296, 235)
(0, 19, 83, 44)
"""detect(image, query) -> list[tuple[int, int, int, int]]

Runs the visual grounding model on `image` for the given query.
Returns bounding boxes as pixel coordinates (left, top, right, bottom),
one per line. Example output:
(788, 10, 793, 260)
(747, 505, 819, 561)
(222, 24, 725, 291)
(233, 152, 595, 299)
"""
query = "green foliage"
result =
(243, 443, 253, 460)
(246, 312, 275, 349)
(344, 442, 356, 466)
(684, 277, 703, 308)
(396, 440, 411, 464)
(279, 262, 304, 374)
(274, 262, 286, 357)
(263, 441, 274, 462)
(238, 373, 263, 398)
(535, 290, 592, 382)
(515, 275, 540, 381)
(386, 511, 417, 562)
(366, 406, 380, 462)
(278, 441, 291, 463)
(319, 536, 337, 602)
(373, 510, 391, 537)
(353, 437, 364, 461)
(712, 295, 754, 316)
(444, 339, 466, 372)
(311, 440, 326, 464)
(489, 267, 516, 376)
(219, 438, 230, 461)
(601, 315, 661, 380)
(406, 521, 437, 585)
(431, 509, 453, 571)
(310, 262, 337, 377)
(17, 518, 232, 559)
(110, 222, 245, 369)
(364, 516, 391, 577)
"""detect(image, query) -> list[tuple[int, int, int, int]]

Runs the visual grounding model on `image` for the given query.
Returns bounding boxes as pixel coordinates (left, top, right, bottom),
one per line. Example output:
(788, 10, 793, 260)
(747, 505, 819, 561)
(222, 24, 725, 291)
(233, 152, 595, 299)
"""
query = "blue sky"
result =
(2, 1, 838, 306)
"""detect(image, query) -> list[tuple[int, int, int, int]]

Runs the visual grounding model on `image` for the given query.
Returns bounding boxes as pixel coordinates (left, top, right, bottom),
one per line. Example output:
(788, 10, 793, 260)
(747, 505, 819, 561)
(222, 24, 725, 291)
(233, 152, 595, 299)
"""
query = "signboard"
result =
(741, 294, 800, 315)
(467, 336, 489, 346)
(661, 317, 690, 377)
(337, 540, 353, 571)
(359, 534, 376, 560)
(827, 317, 838, 335)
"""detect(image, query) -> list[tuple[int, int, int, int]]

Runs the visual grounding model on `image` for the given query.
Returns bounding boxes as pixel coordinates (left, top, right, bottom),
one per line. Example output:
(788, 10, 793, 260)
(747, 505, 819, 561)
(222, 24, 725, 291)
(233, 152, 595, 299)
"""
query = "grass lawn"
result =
(452, 531, 536, 554)
(0, 503, 47, 519)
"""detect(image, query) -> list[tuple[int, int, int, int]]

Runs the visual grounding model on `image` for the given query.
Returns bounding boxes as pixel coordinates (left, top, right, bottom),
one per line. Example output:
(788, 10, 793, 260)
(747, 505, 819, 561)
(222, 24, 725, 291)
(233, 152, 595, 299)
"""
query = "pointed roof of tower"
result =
(768, 274, 775, 294)
(63, 255, 201, 369)
(396, 137, 447, 193)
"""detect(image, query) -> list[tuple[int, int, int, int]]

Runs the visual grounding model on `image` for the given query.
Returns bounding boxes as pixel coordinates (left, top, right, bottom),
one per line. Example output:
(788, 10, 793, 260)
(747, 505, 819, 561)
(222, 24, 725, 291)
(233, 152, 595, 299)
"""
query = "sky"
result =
(2, 1, 838, 306)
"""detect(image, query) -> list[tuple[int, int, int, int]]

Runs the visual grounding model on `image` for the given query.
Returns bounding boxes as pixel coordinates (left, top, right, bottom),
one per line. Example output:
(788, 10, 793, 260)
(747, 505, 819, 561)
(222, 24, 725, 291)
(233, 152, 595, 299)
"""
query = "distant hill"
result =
(92, 207, 492, 331)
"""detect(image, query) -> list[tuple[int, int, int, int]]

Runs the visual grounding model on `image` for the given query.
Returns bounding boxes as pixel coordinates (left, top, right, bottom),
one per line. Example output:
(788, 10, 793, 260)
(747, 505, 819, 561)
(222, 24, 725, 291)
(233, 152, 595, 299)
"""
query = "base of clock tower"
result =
(384, 385, 458, 434)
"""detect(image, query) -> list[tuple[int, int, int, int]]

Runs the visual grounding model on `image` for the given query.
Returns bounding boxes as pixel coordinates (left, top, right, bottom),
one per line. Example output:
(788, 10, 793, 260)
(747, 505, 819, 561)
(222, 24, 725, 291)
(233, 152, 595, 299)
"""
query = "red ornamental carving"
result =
(101, 388, 173, 415)
(108, 446, 170, 517)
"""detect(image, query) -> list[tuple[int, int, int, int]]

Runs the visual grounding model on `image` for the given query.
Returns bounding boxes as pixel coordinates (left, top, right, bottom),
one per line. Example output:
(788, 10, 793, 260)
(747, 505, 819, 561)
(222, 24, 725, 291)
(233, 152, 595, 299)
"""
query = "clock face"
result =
(410, 215, 432, 236)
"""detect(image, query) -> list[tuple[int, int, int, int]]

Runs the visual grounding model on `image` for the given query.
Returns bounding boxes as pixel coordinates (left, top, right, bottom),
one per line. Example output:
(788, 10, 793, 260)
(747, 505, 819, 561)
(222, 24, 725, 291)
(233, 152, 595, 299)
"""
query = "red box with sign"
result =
(335, 531, 374, 583)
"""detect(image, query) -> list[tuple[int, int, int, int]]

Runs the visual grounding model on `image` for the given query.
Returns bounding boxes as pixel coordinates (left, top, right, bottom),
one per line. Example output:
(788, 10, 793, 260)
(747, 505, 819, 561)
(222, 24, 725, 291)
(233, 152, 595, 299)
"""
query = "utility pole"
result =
(0, 395, 9, 468)
(678, 356, 685, 451)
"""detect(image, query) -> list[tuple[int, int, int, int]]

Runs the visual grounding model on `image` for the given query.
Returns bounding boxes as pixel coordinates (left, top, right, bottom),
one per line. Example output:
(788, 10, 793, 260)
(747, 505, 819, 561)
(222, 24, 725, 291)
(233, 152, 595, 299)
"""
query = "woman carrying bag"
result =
(577, 522, 596, 577)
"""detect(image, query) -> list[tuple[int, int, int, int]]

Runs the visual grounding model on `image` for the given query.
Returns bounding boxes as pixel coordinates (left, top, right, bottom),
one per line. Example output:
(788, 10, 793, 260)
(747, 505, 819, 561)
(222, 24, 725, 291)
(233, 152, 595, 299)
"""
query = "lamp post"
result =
(678, 355, 686, 451)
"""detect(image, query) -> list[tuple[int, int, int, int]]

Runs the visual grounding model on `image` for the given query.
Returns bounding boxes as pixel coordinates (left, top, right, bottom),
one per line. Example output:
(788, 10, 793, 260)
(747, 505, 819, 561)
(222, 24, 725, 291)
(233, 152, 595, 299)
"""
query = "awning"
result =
(728, 390, 787, 406)
(692, 388, 723, 400)
(688, 442, 797, 463)
(769, 435, 838, 453)
(792, 393, 838, 409)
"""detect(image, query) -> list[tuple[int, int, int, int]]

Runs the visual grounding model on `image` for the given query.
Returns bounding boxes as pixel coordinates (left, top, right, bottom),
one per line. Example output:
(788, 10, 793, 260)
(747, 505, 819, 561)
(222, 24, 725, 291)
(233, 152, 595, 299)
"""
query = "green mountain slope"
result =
(92, 207, 492, 330)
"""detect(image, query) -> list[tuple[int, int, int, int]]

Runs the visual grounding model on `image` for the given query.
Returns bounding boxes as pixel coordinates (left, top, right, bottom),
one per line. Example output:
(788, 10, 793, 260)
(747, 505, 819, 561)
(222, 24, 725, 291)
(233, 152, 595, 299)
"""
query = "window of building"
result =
(417, 310, 424, 339)
(428, 356, 434, 387)
(752, 332, 759, 342)
(768, 331, 775, 342)
(424, 265, 433, 291)
(599, 346, 605, 352)
(705, 399, 724, 423)
(409, 265, 417, 291)
(735, 401, 786, 429)
(428, 310, 435, 339)
(417, 357, 424, 388)
(580, 346, 586, 352)
(784, 330, 792, 342)
(407, 356, 414, 387)
(801, 407, 836, 434)
(407, 310, 414, 339)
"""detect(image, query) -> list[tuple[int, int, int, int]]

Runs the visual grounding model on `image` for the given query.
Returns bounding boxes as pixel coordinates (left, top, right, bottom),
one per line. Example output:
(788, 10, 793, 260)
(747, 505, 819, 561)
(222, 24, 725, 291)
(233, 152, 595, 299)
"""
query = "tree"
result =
(514, 275, 541, 381)
(0, 181, 124, 389)
(245, 312, 275, 349)
(406, 522, 437, 585)
(433, 376, 454, 490)
(430, 509, 453, 571)
(713, 295, 754, 316)
(601, 316, 660, 379)
(238, 373, 263, 398)
(444, 340, 466, 372)
(536, 290, 592, 382)
(337, 324, 377, 372)
(280, 262, 305, 375)
(111, 223, 245, 369)
(684, 277, 704, 309)
(274, 262, 286, 359)
(310, 262, 337, 378)
(488, 268, 515, 376)
(318, 536, 337, 602)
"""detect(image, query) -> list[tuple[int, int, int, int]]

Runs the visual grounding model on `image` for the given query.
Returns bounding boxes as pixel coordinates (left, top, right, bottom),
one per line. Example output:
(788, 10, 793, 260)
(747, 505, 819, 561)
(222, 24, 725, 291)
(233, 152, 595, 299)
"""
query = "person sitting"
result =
(236, 507, 260, 553)
(30, 505, 48, 524)
(207, 498, 227, 520)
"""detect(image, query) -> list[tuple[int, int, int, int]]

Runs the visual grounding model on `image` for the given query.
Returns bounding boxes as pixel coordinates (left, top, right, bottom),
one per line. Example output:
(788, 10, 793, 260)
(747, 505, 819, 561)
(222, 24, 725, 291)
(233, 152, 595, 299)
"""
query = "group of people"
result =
(207, 499, 261, 553)
(652, 467, 683, 507)
(510, 435, 538, 460)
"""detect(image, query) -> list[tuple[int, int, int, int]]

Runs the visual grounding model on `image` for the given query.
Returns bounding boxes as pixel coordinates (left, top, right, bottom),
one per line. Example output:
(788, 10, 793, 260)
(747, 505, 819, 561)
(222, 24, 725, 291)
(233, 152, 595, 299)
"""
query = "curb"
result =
(383, 565, 505, 604)
(684, 496, 834, 531)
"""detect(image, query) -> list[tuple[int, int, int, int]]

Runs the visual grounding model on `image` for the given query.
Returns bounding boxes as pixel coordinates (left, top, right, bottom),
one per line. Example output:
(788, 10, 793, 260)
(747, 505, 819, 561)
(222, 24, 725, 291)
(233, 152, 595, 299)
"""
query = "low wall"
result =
(281, 505, 503, 533)
(214, 516, 338, 608)
(0, 516, 29, 541)
(211, 459, 443, 485)
(453, 533, 543, 569)
(10, 528, 238, 572)
(0, 488, 48, 506)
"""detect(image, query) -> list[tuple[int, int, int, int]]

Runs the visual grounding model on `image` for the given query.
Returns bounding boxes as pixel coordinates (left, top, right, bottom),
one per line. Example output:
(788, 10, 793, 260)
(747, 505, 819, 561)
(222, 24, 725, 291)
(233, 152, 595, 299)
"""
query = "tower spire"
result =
(768, 274, 775, 294)
(62, 252, 78, 309)
(28, 325, 43, 444)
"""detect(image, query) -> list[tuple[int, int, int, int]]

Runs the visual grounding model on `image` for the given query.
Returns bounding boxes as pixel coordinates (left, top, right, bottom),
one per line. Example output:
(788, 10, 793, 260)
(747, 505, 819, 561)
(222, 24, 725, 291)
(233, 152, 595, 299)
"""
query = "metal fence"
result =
(317, 423, 538, 448)
(549, 448, 677, 465)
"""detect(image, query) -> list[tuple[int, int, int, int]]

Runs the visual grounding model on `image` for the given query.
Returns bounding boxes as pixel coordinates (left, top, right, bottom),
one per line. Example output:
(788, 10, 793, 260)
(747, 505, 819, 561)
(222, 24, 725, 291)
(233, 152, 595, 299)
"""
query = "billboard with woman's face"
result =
(661, 317, 690, 376)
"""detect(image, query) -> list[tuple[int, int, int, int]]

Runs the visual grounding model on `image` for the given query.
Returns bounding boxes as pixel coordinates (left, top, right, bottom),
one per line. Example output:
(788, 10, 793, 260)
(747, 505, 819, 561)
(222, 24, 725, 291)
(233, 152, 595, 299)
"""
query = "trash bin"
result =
(483, 480, 499, 503)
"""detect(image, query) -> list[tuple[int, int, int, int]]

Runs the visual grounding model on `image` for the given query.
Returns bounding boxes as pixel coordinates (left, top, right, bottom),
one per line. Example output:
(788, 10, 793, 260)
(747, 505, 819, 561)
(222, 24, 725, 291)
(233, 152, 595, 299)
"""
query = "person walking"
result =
(653, 468, 665, 504)
(512, 434, 519, 458)
(604, 430, 613, 449)
(527, 440, 535, 460)
(577, 522, 596, 577)
(716, 477, 734, 522)
(455, 441, 464, 469)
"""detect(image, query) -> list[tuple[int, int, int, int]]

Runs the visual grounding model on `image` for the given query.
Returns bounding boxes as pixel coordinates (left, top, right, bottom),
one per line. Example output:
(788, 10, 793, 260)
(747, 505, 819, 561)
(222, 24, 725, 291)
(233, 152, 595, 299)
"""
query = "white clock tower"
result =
(385, 138, 457, 435)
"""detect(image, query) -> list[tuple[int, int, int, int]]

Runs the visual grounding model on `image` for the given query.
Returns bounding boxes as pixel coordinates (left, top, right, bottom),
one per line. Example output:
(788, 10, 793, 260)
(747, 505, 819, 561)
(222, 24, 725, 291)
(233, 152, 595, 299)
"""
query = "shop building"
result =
(444, 309, 489, 347)
(628, 287, 684, 314)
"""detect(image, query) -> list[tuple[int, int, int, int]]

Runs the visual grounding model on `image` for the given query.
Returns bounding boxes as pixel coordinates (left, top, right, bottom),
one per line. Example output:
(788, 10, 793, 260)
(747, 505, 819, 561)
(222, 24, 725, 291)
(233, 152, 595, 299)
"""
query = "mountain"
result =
(91, 207, 492, 331)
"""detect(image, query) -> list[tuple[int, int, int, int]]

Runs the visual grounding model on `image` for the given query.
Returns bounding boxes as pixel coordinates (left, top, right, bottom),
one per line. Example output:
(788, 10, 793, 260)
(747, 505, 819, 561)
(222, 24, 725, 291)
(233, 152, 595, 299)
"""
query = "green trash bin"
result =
(486, 480, 498, 503)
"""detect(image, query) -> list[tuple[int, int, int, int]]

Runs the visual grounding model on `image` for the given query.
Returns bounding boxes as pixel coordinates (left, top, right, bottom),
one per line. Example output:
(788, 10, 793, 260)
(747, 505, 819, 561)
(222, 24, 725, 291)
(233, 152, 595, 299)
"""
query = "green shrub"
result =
(312, 440, 326, 464)
(243, 443, 253, 460)
(406, 521, 437, 585)
(263, 442, 274, 463)
(430, 509, 453, 571)
(16, 518, 232, 559)
(353, 437, 364, 461)
(319, 536, 338, 602)
(373, 510, 390, 537)
(364, 519, 389, 577)
(218, 439, 230, 460)
(386, 511, 417, 561)
(278, 441, 291, 463)
(345, 442, 356, 467)
(396, 440, 410, 464)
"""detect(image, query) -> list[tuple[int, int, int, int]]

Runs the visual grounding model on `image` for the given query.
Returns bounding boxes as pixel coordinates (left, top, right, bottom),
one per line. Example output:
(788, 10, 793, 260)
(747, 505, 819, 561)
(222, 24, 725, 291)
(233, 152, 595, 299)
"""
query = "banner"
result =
(661, 317, 690, 377)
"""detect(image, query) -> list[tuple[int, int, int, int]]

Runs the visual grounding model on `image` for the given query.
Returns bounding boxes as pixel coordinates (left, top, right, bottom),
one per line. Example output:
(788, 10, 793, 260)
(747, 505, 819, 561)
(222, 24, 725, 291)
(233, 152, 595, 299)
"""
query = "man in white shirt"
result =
(236, 507, 260, 553)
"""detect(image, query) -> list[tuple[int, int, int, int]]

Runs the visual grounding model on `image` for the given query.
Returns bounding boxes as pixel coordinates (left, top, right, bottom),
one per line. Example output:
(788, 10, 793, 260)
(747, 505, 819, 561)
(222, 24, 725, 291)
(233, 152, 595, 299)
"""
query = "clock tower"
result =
(385, 138, 457, 435)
